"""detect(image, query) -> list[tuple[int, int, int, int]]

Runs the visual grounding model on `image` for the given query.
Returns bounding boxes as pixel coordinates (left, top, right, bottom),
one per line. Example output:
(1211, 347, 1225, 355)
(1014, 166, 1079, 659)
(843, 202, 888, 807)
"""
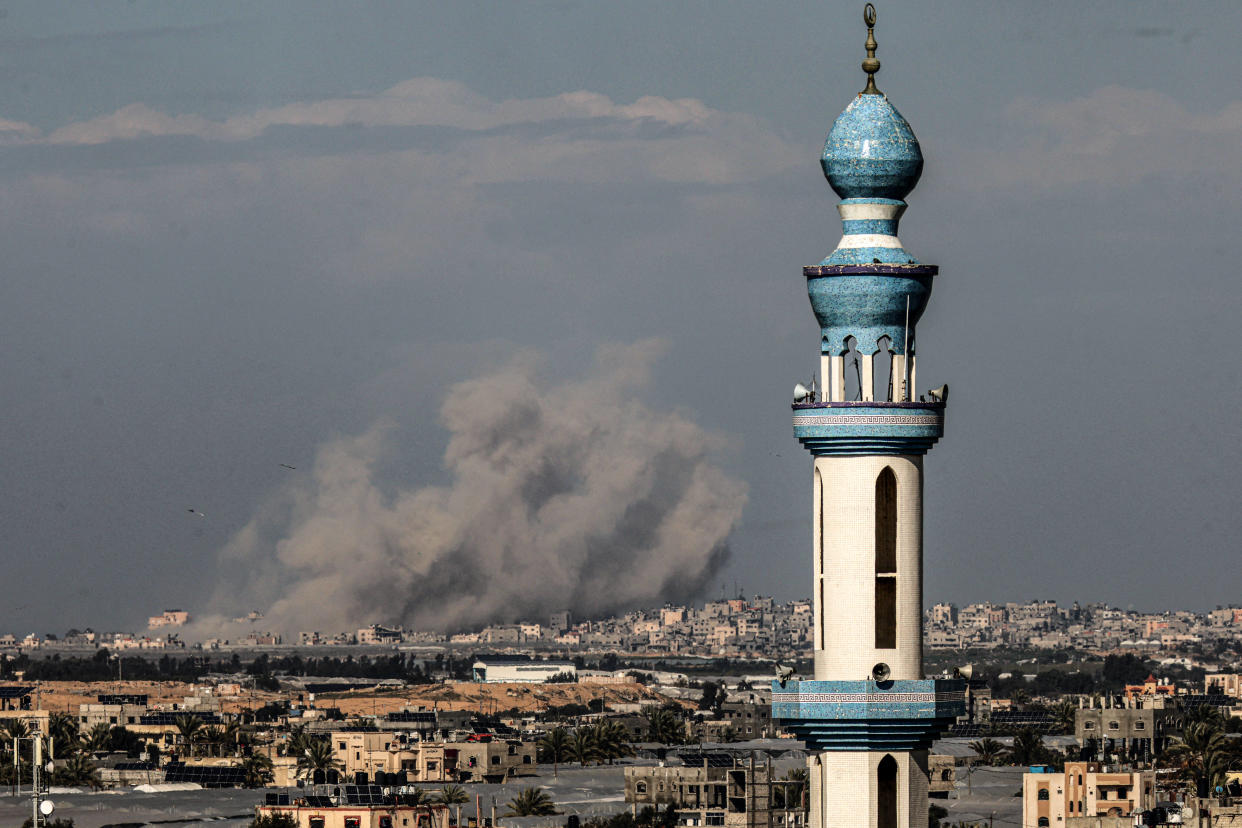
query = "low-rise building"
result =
(1022, 762, 1155, 828)
(625, 756, 806, 828)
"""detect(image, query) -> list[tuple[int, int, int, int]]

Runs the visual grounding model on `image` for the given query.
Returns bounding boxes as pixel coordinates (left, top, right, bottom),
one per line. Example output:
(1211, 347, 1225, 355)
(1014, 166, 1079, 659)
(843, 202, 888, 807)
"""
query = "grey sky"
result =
(1, 1, 1239, 634)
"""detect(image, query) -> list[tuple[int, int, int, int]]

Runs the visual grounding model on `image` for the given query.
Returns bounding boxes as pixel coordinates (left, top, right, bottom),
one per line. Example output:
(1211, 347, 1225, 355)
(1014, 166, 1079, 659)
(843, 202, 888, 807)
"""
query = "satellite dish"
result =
(871, 662, 891, 682)
(40, 799, 55, 816)
(928, 384, 949, 404)
(954, 664, 974, 680)
(793, 383, 811, 403)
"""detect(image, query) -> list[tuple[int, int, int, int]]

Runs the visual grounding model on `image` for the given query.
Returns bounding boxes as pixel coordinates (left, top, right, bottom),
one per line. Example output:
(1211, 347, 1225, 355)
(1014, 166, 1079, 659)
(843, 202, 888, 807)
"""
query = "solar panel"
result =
(139, 712, 222, 725)
(163, 762, 247, 787)
(113, 762, 157, 771)
(0, 686, 34, 699)
(98, 694, 148, 705)
(387, 711, 436, 723)
(678, 752, 738, 767)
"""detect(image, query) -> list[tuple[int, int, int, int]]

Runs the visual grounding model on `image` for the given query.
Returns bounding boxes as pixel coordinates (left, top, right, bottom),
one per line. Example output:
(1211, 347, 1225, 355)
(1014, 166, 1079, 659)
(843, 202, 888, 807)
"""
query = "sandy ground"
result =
(17, 679, 684, 718)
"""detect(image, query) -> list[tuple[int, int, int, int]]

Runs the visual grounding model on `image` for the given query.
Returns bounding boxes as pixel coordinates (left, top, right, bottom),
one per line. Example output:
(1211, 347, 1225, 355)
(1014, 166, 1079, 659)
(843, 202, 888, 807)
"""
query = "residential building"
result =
(1022, 762, 1154, 828)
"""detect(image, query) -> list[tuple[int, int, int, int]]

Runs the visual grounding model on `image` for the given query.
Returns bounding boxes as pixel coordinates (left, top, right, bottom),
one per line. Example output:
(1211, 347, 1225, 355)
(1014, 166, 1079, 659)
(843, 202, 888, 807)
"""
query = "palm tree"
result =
(241, 754, 275, 788)
(50, 754, 98, 788)
(285, 725, 311, 758)
(174, 714, 203, 758)
(200, 725, 226, 758)
(538, 728, 571, 777)
(437, 782, 469, 827)
(646, 707, 683, 745)
(505, 786, 557, 816)
(968, 737, 1005, 766)
(1006, 729, 1045, 766)
(568, 727, 599, 766)
(592, 721, 633, 764)
(297, 738, 342, 781)
(48, 713, 79, 755)
(1051, 700, 1078, 734)
(774, 767, 807, 810)
(1159, 721, 1242, 797)
(82, 723, 113, 753)
(2, 718, 30, 746)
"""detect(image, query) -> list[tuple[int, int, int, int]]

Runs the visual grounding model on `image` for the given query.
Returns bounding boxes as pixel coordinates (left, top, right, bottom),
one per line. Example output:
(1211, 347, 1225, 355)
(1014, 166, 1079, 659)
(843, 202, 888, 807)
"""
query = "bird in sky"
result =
(279, 464, 296, 470)
(187, 508, 205, 518)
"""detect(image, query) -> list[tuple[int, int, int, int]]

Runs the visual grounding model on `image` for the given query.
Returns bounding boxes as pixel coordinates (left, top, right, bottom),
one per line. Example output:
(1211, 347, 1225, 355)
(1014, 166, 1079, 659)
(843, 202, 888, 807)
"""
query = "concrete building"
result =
(1074, 698, 1171, 762)
(771, 10, 964, 828)
(1022, 762, 1155, 828)
(328, 732, 536, 784)
(471, 658, 575, 683)
(625, 756, 806, 828)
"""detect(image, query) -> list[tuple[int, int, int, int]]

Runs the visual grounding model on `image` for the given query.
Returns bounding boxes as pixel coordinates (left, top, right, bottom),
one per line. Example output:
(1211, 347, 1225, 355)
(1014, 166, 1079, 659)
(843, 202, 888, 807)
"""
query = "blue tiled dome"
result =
(821, 94, 922, 201)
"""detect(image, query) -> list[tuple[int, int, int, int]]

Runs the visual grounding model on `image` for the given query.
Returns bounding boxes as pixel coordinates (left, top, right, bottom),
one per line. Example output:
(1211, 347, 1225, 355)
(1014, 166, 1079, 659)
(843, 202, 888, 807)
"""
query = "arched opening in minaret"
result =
(875, 467, 897, 649)
(878, 755, 898, 828)
(843, 337, 862, 400)
(874, 336, 893, 402)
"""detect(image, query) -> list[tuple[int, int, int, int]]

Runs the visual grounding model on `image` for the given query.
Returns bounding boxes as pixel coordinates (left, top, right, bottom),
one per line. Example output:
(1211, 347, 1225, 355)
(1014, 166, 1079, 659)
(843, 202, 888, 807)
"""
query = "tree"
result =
(592, 721, 633, 764)
(505, 786, 557, 816)
(82, 723, 113, 753)
(698, 681, 725, 712)
(929, 804, 949, 828)
(646, 707, 683, 745)
(1051, 700, 1078, 734)
(241, 754, 275, 788)
(568, 727, 599, 766)
(174, 714, 203, 757)
(436, 784, 470, 804)
(51, 754, 98, 788)
(1006, 729, 1046, 766)
(774, 767, 807, 809)
(48, 712, 80, 754)
(20, 819, 75, 828)
(968, 738, 1005, 766)
(2, 718, 30, 744)
(538, 728, 571, 777)
(1159, 721, 1242, 797)
(297, 738, 342, 780)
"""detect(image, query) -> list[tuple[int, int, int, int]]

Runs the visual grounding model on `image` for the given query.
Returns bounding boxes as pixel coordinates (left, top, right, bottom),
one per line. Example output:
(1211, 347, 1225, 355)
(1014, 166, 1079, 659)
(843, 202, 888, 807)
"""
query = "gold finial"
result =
(861, 3, 881, 95)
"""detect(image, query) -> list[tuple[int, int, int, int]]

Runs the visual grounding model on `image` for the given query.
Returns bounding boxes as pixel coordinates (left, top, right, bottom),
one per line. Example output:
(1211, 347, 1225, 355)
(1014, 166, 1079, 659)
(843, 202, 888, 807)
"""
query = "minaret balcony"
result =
(771, 677, 965, 751)
(793, 400, 944, 456)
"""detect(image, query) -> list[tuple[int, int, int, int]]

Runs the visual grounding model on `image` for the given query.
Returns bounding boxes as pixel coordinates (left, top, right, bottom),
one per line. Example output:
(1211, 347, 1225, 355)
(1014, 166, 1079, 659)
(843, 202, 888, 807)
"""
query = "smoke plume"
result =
(203, 340, 747, 635)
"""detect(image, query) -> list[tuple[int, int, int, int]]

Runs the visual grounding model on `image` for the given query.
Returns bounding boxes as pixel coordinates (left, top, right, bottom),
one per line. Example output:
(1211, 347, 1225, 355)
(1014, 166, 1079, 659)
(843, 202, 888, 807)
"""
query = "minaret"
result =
(772, 7, 964, 828)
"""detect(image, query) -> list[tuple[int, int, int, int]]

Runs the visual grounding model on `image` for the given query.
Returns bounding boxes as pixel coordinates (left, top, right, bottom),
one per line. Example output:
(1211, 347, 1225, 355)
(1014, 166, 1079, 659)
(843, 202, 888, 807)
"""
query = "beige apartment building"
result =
(329, 732, 536, 784)
(1023, 762, 1154, 828)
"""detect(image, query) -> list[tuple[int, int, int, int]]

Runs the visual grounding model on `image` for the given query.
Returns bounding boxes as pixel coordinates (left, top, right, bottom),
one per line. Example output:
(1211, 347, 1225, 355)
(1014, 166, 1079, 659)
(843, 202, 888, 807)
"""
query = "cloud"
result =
(967, 85, 1242, 190)
(195, 340, 747, 636)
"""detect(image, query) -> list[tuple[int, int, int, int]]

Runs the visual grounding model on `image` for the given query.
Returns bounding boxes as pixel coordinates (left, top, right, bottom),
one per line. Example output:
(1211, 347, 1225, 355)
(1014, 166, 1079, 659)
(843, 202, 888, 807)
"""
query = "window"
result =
(345, 819, 361, 828)
(1134, 721, 1145, 730)
(310, 819, 325, 828)
(637, 782, 648, 794)
(878, 755, 898, 828)
(1038, 790, 1050, 801)
(491, 755, 501, 765)
(875, 468, 897, 649)
(1083, 722, 1095, 730)
(1108, 721, 1119, 731)
(523, 755, 532, 764)
(1038, 820, 1049, 827)
(339, 742, 346, 750)
(380, 818, 394, 828)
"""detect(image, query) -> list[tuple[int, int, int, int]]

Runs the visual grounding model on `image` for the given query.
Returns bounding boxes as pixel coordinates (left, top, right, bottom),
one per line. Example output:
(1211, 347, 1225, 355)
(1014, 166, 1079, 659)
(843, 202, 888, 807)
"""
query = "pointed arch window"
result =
(878, 755, 898, 828)
(875, 467, 897, 649)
